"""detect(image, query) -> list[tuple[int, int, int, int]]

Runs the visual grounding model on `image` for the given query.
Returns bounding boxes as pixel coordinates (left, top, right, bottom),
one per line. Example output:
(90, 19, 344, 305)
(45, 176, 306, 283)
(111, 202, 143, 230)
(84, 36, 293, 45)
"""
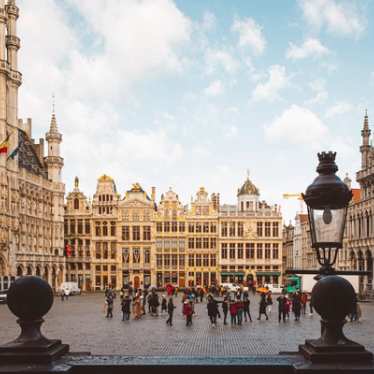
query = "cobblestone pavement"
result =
(1, 293, 374, 356)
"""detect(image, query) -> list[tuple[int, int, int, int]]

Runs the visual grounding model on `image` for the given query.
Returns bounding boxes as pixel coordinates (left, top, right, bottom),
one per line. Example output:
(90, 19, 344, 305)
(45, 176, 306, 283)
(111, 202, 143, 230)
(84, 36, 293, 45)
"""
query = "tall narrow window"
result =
(229, 243, 235, 259)
(272, 243, 279, 259)
(229, 222, 235, 237)
(237, 243, 244, 259)
(272, 222, 279, 237)
(122, 226, 130, 241)
(221, 244, 227, 259)
(265, 243, 271, 259)
(237, 222, 244, 237)
(132, 226, 140, 241)
(265, 222, 271, 237)
(143, 226, 151, 241)
(221, 222, 228, 237)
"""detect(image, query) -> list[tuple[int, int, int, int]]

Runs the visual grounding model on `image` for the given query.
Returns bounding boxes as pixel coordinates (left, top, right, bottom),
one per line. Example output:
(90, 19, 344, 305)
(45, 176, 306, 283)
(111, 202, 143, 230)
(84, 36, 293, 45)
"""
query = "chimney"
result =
(39, 138, 44, 159)
(151, 186, 156, 202)
(26, 118, 32, 138)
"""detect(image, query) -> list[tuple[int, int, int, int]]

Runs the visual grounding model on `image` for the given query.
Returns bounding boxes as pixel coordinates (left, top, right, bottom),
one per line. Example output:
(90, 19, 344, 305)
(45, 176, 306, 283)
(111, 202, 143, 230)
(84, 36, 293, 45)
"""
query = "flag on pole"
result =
(0, 133, 10, 154)
(7, 144, 20, 160)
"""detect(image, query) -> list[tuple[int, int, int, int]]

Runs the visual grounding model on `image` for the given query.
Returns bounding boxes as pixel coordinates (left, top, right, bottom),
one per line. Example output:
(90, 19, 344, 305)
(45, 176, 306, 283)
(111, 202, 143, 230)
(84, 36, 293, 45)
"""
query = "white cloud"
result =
(299, 0, 366, 38)
(232, 18, 266, 55)
(201, 11, 216, 31)
(17, 0, 190, 195)
(204, 80, 224, 96)
(226, 125, 238, 138)
(306, 79, 328, 105)
(286, 38, 330, 60)
(265, 105, 328, 145)
(325, 102, 354, 118)
(205, 49, 240, 75)
(252, 65, 288, 102)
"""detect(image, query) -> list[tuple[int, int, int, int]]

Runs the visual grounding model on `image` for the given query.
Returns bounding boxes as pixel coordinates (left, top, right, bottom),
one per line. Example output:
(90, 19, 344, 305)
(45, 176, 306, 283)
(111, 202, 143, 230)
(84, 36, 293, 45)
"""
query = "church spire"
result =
(361, 110, 371, 170)
(49, 94, 59, 133)
(45, 95, 63, 182)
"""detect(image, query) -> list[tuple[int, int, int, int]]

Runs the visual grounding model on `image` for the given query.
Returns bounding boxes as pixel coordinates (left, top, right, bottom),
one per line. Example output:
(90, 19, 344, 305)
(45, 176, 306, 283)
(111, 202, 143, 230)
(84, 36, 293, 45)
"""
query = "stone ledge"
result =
(0, 354, 373, 374)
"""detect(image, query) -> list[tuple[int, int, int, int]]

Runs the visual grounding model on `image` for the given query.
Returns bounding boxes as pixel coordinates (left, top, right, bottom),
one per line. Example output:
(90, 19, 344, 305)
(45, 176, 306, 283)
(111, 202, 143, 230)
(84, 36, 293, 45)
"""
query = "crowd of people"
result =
(101, 284, 339, 328)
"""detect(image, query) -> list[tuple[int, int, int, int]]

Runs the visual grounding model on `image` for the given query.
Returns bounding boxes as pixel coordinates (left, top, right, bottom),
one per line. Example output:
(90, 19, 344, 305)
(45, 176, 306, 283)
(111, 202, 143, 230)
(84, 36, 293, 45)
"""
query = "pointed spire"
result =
(49, 94, 59, 133)
(364, 109, 369, 131)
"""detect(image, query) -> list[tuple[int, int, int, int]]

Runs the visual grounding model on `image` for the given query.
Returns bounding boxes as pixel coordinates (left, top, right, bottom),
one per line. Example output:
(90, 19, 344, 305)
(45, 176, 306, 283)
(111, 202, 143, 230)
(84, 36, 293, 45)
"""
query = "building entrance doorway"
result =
(134, 276, 140, 289)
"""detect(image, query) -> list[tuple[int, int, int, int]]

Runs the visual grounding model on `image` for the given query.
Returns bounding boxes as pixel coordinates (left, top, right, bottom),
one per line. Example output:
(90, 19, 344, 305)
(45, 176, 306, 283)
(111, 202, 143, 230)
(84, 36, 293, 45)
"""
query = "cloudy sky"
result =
(16, 0, 374, 222)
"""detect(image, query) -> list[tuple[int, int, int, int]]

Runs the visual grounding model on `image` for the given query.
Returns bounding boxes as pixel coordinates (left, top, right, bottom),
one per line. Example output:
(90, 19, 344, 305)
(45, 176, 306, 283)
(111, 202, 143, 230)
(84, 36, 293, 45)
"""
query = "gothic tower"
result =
(360, 110, 371, 170)
(0, 0, 21, 171)
(45, 112, 63, 182)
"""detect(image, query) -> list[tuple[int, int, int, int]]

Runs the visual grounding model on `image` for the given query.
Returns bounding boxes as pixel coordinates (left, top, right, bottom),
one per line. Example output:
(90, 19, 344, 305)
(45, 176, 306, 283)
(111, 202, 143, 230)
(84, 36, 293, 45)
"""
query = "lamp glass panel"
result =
(311, 206, 346, 247)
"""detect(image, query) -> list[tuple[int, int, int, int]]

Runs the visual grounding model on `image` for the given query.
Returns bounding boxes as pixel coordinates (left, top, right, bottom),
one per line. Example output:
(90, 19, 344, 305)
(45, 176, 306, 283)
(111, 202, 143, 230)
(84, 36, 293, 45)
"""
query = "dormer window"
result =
(74, 198, 79, 210)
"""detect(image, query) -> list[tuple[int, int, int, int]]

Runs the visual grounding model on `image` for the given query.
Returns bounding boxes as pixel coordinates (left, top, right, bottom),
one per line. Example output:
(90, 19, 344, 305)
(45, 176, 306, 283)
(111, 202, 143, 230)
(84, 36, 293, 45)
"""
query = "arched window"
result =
(246, 201, 249, 209)
(74, 198, 79, 210)
(17, 266, 23, 277)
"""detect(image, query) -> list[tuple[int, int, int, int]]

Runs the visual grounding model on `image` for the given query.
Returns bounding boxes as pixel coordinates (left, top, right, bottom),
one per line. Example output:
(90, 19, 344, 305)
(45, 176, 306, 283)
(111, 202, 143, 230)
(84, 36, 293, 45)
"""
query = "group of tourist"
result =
(102, 284, 362, 327)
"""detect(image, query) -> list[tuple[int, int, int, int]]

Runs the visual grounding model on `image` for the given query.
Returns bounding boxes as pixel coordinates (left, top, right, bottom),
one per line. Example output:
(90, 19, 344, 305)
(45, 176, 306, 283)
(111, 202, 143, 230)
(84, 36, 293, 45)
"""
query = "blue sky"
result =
(16, 0, 374, 222)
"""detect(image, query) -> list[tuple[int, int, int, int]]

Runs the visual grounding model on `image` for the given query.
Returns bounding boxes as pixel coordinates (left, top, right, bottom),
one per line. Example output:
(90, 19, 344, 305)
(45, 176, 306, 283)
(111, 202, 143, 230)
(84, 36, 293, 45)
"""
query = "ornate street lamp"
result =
(299, 151, 373, 363)
(303, 151, 352, 275)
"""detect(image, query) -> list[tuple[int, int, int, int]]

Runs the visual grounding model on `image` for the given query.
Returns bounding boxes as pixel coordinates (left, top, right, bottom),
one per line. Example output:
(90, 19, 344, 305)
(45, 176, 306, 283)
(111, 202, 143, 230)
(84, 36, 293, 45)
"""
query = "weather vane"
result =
(52, 93, 55, 114)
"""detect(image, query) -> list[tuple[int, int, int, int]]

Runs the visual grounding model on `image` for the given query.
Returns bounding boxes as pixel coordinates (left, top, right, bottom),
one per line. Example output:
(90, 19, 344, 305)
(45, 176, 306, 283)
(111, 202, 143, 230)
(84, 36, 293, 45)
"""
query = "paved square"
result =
(1, 293, 373, 356)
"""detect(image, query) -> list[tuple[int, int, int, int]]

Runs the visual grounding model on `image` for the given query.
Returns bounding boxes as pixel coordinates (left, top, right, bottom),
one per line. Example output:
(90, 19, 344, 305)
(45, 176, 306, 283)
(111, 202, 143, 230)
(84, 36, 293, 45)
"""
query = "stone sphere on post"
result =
(311, 275, 355, 321)
(7, 276, 54, 321)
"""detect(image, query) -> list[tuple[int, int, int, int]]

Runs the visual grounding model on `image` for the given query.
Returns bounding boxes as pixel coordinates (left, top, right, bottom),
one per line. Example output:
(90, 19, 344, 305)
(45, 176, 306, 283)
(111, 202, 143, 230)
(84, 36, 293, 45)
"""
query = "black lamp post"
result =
(299, 151, 373, 363)
(303, 151, 352, 275)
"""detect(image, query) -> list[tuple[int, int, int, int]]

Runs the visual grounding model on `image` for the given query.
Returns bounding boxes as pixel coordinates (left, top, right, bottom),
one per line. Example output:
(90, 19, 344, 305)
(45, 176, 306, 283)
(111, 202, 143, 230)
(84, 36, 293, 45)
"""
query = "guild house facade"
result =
(65, 175, 283, 291)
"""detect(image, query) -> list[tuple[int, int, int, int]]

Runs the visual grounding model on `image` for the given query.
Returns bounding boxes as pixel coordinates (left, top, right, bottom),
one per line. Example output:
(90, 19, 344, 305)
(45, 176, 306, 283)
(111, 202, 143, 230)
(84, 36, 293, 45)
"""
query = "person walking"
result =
(284, 296, 291, 320)
(166, 298, 176, 326)
(266, 292, 273, 314)
(150, 289, 160, 316)
(229, 299, 238, 325)
(207, 295, 220, 327)
(183, 300, 193, 326)
(257, 293, 269, 320)
(243, 294, 252, 322)
(292, 293, 302, 321)
(142, 288, 148, 315)
(121, 294, 131, 321)
(276, 294, 286, 323)
(301, 292, 308, 315)
(199, 287, 204, 303)
(133, 292, 142, 320)
(222, 296, 229, 325)
(105, 294, 114, 319)
(236, 296, 244, 326)
(161, 295, 167, 314)
(119, 287, 125, 301)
